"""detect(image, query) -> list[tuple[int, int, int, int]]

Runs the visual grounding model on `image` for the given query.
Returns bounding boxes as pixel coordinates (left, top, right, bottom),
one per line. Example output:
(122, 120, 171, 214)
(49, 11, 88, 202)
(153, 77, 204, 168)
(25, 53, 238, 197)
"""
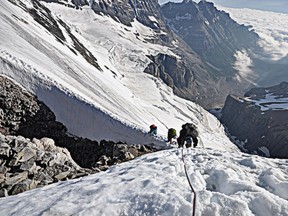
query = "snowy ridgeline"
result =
(243, 93, 288, 111)
(0, 148, 287, 216)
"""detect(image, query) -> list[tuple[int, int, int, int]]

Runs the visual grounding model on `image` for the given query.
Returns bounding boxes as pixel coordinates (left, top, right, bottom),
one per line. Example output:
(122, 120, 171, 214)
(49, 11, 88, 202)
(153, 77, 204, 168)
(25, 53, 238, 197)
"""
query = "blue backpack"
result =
(185, 136, 193, 148)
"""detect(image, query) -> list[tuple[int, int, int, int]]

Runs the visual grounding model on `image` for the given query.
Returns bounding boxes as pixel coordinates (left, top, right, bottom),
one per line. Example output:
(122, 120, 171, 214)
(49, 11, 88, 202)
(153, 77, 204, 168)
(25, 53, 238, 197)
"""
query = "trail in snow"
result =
(0, 148, 287, 216)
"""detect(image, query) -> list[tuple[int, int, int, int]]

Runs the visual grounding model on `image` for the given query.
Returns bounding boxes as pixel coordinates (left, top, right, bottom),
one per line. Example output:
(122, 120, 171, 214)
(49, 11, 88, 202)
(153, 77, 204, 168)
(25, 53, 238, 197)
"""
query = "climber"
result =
(177, 123, 198, 148)
(148, 124, 157, 136)
(167, 128, 177, 144)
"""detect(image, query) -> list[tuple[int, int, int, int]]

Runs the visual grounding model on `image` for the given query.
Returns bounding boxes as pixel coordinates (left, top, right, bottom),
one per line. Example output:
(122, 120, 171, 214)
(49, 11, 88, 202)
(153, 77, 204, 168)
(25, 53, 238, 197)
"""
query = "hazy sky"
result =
(158, 0, 288, 14)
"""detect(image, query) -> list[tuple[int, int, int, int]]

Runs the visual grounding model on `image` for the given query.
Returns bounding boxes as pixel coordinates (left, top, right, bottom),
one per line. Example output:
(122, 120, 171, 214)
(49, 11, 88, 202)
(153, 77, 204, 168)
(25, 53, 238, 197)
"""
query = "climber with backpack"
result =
(177, 123, 198, 148)
(167, 128, 177, 144)
(148, 124, 157, 136)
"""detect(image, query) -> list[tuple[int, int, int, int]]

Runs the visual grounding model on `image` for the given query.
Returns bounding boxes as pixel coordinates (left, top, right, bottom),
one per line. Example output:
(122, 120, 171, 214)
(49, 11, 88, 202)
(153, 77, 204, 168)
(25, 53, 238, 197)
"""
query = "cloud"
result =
(209, 0, 288, 14)
(157, 0, 288, 14)
(223, 7, 288, 62)
(233, 50, 257, 84)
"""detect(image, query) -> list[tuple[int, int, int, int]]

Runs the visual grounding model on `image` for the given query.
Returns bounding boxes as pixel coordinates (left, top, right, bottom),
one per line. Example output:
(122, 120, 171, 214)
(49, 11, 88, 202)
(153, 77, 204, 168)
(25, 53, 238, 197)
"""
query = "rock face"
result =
(0, 133, 156, 197)
(0, 134, 89, 197)
(89, 0, 168, 32)
(0, 76, 67, 138)
(0, 76, 156, 168)
(221, 82, 288, 158)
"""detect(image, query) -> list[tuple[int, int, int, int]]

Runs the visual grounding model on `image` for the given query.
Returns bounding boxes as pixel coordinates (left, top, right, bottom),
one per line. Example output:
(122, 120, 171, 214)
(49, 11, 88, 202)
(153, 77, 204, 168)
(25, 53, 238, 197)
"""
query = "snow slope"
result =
(0, 0, 237, 151)
(0, 148, 287, 216)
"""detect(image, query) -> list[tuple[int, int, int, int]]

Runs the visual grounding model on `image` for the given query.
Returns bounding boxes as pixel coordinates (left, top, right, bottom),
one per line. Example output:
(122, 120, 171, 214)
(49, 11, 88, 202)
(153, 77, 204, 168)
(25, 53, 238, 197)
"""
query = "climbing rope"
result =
(181, 148, 197, 216)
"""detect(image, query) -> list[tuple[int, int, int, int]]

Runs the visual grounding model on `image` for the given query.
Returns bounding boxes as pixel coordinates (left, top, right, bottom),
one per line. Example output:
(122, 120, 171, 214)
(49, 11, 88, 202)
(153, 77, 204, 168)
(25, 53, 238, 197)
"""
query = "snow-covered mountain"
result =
(160, 0, 261, 107)
(0, 0, 237, 150)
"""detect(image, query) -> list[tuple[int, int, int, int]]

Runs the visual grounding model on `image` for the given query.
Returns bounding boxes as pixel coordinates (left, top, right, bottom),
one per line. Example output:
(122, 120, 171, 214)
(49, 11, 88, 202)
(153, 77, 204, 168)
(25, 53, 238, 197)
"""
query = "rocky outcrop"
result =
(58, 136, 156, 169)
(157, 0, 262, 107)
(221, 82, 288, 158)
(0, 133, 156, 197)
(0, 76, 67, 138)
(90, 0, 167, 31)
(0, 134, 90, 197)
(144, 53, 194, 89)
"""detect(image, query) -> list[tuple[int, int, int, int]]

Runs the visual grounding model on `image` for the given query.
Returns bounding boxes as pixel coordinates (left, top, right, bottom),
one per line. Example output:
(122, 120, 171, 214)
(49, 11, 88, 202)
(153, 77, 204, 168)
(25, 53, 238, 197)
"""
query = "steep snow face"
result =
(0, 148, 287, 215)
(0, 0, 238, 151)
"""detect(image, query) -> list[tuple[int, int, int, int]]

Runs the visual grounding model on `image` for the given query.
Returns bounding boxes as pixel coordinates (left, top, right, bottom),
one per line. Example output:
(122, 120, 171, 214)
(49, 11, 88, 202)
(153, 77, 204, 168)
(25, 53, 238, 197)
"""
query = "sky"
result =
(158, 0, 288, 14)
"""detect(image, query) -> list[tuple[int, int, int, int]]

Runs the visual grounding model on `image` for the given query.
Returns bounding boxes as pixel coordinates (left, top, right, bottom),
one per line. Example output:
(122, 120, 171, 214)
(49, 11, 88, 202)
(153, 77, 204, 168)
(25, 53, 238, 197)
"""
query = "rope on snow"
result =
(181, 148, 197, 216)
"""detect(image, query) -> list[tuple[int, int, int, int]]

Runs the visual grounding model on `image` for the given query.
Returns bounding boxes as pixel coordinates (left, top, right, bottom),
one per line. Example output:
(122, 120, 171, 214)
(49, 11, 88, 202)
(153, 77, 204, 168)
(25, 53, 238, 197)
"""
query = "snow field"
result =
(0, 148, 287, 216)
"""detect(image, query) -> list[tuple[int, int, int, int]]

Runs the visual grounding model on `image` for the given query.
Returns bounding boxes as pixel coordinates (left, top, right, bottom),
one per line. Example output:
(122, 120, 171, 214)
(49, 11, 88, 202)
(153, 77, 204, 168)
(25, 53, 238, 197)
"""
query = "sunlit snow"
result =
(0, 148, 287, 215)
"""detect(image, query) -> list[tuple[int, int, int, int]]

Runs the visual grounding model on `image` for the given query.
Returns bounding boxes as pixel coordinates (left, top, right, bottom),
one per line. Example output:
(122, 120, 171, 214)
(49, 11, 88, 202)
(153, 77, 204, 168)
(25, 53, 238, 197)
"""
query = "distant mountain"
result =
(161, 0, 259, 78)
(221, 82, 288, 158)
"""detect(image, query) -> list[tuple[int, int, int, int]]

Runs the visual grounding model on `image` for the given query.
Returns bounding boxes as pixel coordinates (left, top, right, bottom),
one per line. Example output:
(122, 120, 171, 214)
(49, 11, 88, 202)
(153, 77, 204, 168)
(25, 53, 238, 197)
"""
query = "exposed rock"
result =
(0, 135, 89, 197)
(10, 179, 38, 196)
(0, 76, 67, 139)
(221, 82, 288, 158)
(124, 152, 135, 160)
(18, 147, 37, 162)
(0, 166, 8, 175)
(0, 142, 10, 157)
(19, 159, 36, 172)
(34, 172, 53, 185)
(5, 172, 29, 186)
(0, 188, 8, 197)
(54, 171, 70, 181)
